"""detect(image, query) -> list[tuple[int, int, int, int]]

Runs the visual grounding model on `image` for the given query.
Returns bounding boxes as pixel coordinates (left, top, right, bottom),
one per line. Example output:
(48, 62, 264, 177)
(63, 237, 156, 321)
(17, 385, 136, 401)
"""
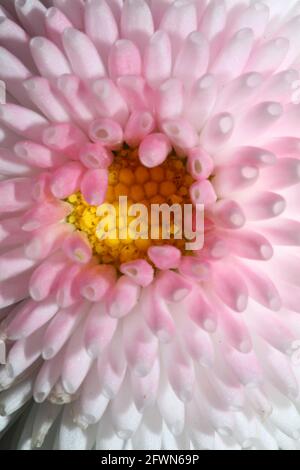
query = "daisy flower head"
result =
(1, 0, 300, 451)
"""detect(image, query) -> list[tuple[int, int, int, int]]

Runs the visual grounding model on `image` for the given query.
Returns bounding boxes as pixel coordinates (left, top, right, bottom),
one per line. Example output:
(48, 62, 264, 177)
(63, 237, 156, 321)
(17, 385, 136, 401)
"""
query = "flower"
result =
(1, 0, 300, 451)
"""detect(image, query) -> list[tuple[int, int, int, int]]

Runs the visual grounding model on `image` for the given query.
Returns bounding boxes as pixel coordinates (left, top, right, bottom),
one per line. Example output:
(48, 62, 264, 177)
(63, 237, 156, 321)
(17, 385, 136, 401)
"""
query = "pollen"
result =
(135, 166, 150, 184)
(160, 181, 177, 198)
(119, 168, 135, 185)
(131, 184, 145, 202)
(67, 146, 195, 268)
(114, 183, 129, 198)
(150, 166, 165, 182)
(145, 181, 158, 198)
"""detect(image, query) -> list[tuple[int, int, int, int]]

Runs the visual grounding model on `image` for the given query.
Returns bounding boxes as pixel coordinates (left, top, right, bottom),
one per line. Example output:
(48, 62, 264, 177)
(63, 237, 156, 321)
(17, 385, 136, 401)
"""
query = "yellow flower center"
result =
(67, 147, 195, 267)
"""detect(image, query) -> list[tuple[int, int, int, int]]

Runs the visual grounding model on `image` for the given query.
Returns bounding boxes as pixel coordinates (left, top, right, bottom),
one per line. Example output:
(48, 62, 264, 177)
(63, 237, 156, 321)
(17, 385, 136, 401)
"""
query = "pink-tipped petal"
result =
(84, 303, 117, 359)
(30, 36, 71, 79)
(156, 270, 192, 303)
(210, 199, 246, 229)
(0, 177, 34, 213)
(120, 0, 154, 52)
(45, 7, 72, 50)
(63, 27, 106, 81)
(84, 0, 118, 60)
(0, 103, 48, 141)
(123, 310, 158, 377)
(50, 161, 85, 198)
(89, 118, 123, 150)
(93, 78, 129, 126)
(43, 123, 87, 160)
(210, 261, 249, 313)
(148, 245, 181, 270)
(80, 168, 108, 206)
(25, 223, 74, 260)
(21, 201, 72, 232)
(124, 111, 155, 148)
(187, 147, 214, 181)
(142, 285, 176, 343)
(108, 39, 141, 79)
(120, 260, 154, 287)
(143, 30, 172, 88)
(156, 78, 183, 121)
(56, 263, 83, 308)
(23, 77, 70, 123)
(185, 288, 217, 333)
(107, 275, 141, 319)
(174, 31, 209, 86)
(29, 252, 67, 302)
(42, 301, 89, 361)
(80, 265, 116, 302)
(62, 232, 92, 265)
(139, 133, 171, 168)
(162, 118, 198, 150)
(6, 297, 59, 341)
(190, 180, 217, 206)
(14, 140, 65, 169)
(80, 142, 114, 170)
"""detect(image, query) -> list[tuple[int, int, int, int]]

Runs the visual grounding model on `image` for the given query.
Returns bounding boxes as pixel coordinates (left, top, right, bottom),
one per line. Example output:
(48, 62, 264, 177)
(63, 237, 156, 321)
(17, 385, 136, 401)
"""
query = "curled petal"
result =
(139, 133, 171, 168)
(107, 275, 141, 319)
(162, 118, 198, 150)
(108, 39, 141, 79)
(89, 118, 123, 149)
(63, 27, 106, 81)
(79, 142, 113, 170)
(62, 232, 93, 265)
(143, 30, 172, 88)
(80, 265, 116, 302)
(50, 161, 85, 198)
(124, 110, 155, 148)
(148, 245, 181, 270)
(120, 259, 154, 288)
(30, 36, 71, 79)
(80, 168, 108, 206)
(84, 0, 118, 59)
(43, 123, 87, 159)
